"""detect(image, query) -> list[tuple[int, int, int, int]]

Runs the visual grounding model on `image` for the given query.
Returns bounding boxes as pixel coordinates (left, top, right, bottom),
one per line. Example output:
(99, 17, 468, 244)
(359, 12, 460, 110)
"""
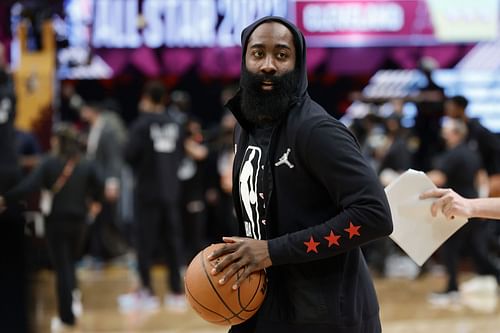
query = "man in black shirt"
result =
(123, 81, 186, 312)
(445, 95, 500, 196)
(428, 118, 500, 299)
(209, 17, 393, 333)
(413, 57, 446, 172)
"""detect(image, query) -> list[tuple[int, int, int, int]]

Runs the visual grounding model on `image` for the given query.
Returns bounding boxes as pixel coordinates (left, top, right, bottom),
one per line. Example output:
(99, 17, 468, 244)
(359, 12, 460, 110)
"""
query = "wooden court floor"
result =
(32, 264, 500, 333)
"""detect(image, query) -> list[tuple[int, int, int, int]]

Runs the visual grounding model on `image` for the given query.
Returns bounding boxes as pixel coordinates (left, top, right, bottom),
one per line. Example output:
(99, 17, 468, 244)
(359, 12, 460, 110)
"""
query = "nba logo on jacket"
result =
(239, 146, 263, 240)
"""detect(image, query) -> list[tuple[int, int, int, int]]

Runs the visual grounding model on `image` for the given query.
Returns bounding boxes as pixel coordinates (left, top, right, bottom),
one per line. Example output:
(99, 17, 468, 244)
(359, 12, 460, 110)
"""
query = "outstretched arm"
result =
(420, 188, 500, 220)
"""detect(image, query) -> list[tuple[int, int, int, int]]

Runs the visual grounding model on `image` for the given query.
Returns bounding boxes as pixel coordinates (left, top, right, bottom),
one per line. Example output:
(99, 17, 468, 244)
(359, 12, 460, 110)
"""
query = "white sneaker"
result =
(117, 290, 159, 313)
(427, 290, 460, 308)
(164, 294, 188, 313)
(72, 289, 83, 318)
(50, 317, 75, 332)
(460, 275, 498, 295)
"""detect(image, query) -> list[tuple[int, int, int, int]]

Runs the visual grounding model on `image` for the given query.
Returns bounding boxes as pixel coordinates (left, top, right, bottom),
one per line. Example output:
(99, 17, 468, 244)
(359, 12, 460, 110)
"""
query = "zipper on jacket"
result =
(262, 125, 279, 236)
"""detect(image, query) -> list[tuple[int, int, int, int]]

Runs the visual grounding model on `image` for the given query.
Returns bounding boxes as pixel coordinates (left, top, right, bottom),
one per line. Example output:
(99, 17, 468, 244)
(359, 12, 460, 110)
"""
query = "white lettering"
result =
(217, 0, 233, 47)
(271, 0, 287, 17)
(125, 0, 141, 47)
(143, 0, 163, 48)
(110, 0, 126, 47)
(256, 0, 272, 18)
(179, 0, 194, 47)
(177, 0, 217, 47)
(92, 0, 111, 47)
(150, 123, 179, 153)
(164, 0, 178, 46)
(303, 3, 404, 33)
(197, 0, 217, 46)
(86, 0, 288, 48)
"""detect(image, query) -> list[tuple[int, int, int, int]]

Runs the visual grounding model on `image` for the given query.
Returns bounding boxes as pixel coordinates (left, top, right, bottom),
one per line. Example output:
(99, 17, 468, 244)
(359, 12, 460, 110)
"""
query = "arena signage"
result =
(65, 0, 287, 48)
(292, 0, 498, 46)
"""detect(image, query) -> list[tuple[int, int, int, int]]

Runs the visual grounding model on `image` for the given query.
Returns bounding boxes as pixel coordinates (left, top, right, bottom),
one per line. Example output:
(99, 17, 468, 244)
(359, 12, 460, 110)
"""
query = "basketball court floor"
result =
(33, 264, 500, 333)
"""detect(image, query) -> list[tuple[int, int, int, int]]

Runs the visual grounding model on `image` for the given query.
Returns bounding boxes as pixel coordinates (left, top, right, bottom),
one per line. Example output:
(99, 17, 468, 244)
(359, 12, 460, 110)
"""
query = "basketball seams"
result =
(185, 282, 232, 324)
(185, 244, 266, 325)
(235, 270, 265, 313)
(200, 247, 246, 321)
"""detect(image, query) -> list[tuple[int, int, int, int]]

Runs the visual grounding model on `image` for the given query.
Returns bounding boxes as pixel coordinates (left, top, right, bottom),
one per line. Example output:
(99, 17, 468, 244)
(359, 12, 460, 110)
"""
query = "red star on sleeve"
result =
(344, 222, 361, 239)
(304, 236, 320, 253)
(324, 230, 341, 247)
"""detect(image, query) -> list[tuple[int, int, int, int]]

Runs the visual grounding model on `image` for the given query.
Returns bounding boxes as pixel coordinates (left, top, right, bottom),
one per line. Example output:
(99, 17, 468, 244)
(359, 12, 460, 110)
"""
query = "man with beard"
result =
(209, 17, 393, 333)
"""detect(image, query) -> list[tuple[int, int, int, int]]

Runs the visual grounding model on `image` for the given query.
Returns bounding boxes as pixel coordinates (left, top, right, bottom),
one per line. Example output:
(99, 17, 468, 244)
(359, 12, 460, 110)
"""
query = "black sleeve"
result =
(474, 122, 500, 152)
(473, 123, 500, 174)
(3, 158, 47, 204)
(434, 151, 456, 179)
(381, 140, 412, 172)
(268, 120, 393, 265)
(88, 161, 105, 202)
(99, 127, 123, 180)
(124, 121, 145, 168)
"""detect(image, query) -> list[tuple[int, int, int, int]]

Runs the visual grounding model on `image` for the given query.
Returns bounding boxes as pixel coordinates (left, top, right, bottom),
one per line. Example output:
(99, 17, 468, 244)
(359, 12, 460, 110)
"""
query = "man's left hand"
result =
(209, 237, 272, 290)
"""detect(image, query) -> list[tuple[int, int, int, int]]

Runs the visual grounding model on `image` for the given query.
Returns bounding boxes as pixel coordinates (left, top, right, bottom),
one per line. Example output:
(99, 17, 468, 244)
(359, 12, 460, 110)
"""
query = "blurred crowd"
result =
(0, 42, 241, 328)
(344, 61, 500, 307)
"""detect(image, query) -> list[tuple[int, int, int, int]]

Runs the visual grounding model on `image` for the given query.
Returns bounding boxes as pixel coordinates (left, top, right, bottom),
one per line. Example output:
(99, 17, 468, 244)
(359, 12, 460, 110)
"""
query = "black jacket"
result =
(124, 111, 184, 203)
(466, 118, 500, 175)
(227, 17, 393, 333)
(0, 80, 21, 193)
(3, 156, 103, 220)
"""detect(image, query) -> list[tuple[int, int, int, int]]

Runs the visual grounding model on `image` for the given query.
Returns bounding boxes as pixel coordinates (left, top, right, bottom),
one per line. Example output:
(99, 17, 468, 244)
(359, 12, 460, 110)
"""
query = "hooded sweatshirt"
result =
(226, 17, 393, 333)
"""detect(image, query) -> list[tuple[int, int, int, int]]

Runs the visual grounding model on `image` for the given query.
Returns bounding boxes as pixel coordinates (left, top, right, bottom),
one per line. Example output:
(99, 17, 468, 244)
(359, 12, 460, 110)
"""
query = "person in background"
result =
(362, 112, 413, 276)
(0, 41, 27, 332)
(15, 127, 41, 169)
(167, 90, 210, 261)
(59, 82, 84, 123)
(179, 117, 209, 261)
(444, 95, 500, 197)
(0, 124, 103, 332)
(0, 42, 20, 195)
(204, 87, 239, 243)
(413, 57, 445, 172)
(426, 118, 500, 304)
(120, 81, 186, 312)
(167, 90, 190, 125)
(80, 101, 127, 262)
(215, 111, 238, 237)
(377, 113, 412, 186)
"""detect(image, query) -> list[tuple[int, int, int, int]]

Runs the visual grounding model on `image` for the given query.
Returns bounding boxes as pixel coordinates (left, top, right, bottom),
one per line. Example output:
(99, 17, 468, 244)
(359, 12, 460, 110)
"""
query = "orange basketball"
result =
(184, 243, 267, 325)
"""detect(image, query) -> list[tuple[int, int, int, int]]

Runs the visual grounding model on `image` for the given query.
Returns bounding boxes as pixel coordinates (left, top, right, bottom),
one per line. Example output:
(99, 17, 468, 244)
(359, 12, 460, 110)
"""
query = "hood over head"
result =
(226, 16, 309, 128)
(240, 16, 308, 98)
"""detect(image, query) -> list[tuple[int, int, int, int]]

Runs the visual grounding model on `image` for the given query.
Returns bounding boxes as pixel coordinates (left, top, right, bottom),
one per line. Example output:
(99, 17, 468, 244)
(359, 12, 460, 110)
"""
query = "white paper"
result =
(385, 169, 468, 266)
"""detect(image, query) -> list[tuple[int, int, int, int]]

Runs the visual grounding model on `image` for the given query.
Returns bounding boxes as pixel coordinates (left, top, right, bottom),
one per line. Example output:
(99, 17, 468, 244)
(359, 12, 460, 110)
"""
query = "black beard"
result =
(240, 67, 298, 126)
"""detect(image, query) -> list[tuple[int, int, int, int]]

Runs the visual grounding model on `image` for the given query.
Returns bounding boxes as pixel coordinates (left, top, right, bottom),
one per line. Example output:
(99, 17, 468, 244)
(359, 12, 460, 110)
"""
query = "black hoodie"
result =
(226, 17, 393, 333)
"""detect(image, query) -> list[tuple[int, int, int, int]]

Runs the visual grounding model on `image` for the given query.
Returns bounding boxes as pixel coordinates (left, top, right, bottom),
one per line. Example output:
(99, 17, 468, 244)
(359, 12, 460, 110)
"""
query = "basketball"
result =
(184, 243, 267, 325)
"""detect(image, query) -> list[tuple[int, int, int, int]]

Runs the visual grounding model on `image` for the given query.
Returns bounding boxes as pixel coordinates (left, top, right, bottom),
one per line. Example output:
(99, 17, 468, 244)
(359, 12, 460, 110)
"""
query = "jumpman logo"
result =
(275, 148, 294, 169)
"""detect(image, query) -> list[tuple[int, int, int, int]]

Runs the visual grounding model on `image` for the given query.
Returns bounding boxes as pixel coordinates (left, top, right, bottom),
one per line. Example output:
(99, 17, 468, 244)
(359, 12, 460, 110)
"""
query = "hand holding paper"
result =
(385, 169, 468, 266)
